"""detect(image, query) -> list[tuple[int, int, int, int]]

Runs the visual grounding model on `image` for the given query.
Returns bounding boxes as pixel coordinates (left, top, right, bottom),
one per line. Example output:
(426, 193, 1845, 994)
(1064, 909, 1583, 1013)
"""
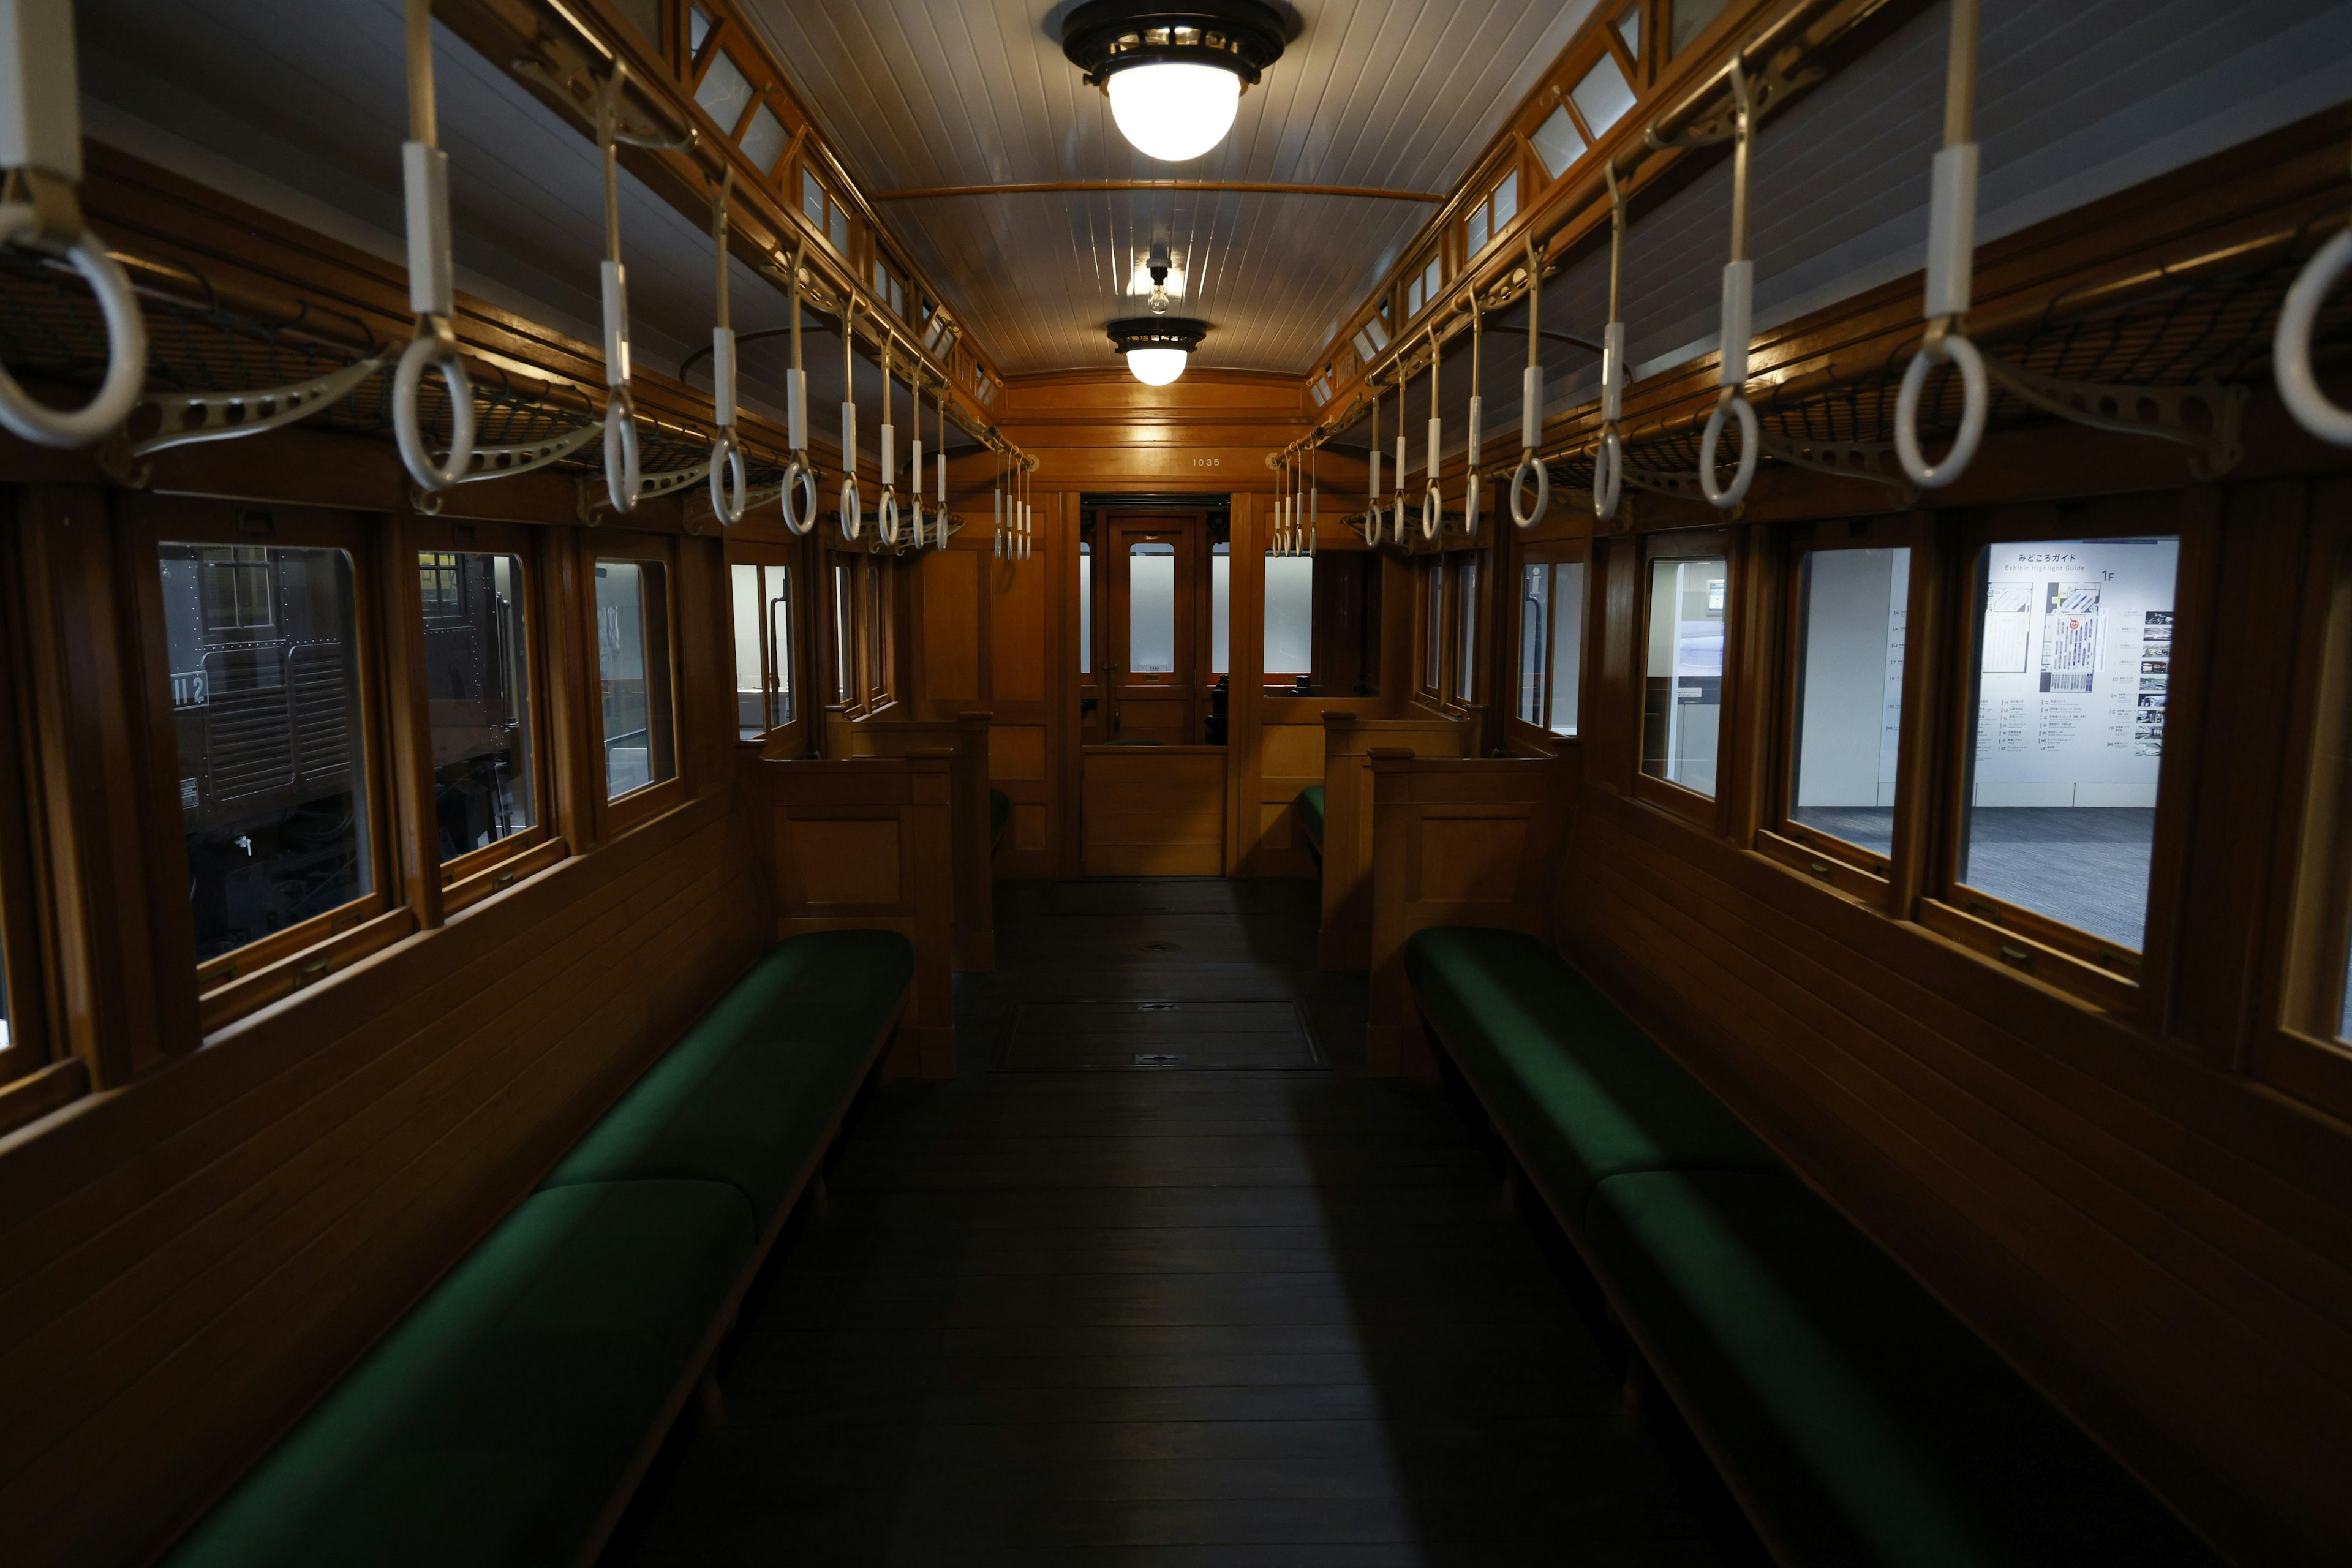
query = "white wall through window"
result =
(1079, 542, 1091, 674)
(1264, 554, 1313, 677)
(1129, 542, 1176, 673)
(1791, 547, 1909, 856)
(1549, 562, 1583, 736)
(1210, 542, 1229, 674)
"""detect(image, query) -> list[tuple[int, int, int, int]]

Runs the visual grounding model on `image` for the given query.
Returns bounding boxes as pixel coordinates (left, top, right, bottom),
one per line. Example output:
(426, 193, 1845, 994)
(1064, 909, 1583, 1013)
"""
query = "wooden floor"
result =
(611, 880, 1725, 1566)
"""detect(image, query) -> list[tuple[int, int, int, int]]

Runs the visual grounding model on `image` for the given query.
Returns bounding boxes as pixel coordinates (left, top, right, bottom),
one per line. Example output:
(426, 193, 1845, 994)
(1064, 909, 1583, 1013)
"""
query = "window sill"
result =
(444, 836, 570, 918)
(1916, 898, 2143, 1015)
(604, 775, 686, 837)
(198, 905, 419, 1035)
(1756, 827, 1891, 908)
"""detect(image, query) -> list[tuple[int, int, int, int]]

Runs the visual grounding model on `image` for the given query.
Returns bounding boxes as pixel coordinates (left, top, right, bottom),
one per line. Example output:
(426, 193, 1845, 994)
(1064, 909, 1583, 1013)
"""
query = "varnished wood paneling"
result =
(920, 549, 981, 703)
(1315, 712, 1476, 971)
(1082, 748, 1227, 878)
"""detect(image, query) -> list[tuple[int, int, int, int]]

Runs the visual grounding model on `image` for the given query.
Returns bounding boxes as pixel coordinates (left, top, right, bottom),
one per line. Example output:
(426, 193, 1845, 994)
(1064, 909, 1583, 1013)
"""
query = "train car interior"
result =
(4, 0, 2352, 1562)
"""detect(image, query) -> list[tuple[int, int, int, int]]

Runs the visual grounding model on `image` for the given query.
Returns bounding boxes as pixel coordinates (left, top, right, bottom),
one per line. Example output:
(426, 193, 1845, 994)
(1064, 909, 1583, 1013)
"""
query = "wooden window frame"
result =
(1634, 527, 1736, 827)
(587, 535, 685, 837)
(2253, 496, 2352, 1120)
(1915, 494, 2210, 1018)
(1508, 540, 1590, 752)
(0, 526, 67, 1128)
(123, 497, 412, 1033)
(1754, 514, 1930, 908)
(726, 538, 811, 753)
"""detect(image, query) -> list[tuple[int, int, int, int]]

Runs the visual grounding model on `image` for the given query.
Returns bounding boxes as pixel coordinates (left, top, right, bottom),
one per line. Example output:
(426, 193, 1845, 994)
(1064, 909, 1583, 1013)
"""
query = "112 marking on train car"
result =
(172, 669, 209, 709)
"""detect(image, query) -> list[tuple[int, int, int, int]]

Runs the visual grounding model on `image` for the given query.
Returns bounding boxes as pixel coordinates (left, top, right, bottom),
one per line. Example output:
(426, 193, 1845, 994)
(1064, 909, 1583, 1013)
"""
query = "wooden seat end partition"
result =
(823, 710, 995, 973)
(762, 753, 957, 1077)
(1316, 712, 1474, 972)
(1365, 747, 1574, 1075)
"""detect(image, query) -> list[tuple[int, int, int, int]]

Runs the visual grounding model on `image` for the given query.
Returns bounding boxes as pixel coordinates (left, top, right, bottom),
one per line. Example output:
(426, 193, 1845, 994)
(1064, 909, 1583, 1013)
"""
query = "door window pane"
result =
(420, 551, 534, 861)
(1518, 564, 1550, 723)
(1550, 563, 1585, 736)
(1455, 554, 1480, 701)
(1080, 543, 1094, 674)
(161, 543, 372, 963)
(595, 560, 674, 799)
(1264, 554, 1313, 677)
(1423, 559, 1444, 690)
(1642, 556, 1727, 797)
(1962, 537, 2179, 949)
(1791, 548, 1910, 858)
(770, 576, 794, 728)
(1210, 542, 1229, 675)
(1129, 542, 1175, 673)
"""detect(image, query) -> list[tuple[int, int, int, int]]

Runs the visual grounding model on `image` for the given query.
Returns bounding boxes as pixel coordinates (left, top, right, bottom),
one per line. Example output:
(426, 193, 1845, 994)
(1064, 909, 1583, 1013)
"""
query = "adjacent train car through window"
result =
(417, 546, 537, 865)
(158, 522, 380, 971)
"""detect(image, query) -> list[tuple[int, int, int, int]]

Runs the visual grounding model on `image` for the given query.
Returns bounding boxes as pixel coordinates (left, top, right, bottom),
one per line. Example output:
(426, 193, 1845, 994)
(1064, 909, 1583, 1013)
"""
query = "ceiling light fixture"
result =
(1061, 2, 1286, 164)
(1108, 316, 1209, 386)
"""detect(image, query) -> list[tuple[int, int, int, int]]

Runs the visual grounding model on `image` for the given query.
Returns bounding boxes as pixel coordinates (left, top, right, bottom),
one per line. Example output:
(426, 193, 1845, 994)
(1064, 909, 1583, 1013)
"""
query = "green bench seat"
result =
(1407, 925, 2217, 1567)
(543, 929, 911, 1228)
(164, 1180, 755, 1568)
(1588, 1170, 2220, 1567)
(168, 929, 913, 1568)
(989, 786, 1011, 853)
(1295, 784, 1325, 854)
(1405, 925, 1784, 1218)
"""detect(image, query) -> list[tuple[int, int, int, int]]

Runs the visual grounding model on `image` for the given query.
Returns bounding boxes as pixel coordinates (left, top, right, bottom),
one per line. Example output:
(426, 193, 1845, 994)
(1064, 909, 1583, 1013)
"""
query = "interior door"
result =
(1104, 514, 1202, 745)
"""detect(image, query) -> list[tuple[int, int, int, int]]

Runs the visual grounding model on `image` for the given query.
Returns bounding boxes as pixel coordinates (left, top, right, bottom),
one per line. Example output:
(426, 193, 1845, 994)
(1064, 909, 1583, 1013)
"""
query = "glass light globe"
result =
(1126, 347, 1189, 386)
(1107, 62, 1242, 162)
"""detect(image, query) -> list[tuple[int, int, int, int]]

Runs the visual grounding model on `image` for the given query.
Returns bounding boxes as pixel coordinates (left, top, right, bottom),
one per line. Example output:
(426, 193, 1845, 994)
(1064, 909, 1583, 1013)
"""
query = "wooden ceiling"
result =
(736, 0, 1606, 376)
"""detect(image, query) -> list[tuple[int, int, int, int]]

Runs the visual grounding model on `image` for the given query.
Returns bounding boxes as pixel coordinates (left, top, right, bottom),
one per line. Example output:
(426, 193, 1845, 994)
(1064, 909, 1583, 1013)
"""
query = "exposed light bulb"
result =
(1148, 284, 1171, 315)
(1107, 62, 1242, 162)
(1126, 347, 1189, 386)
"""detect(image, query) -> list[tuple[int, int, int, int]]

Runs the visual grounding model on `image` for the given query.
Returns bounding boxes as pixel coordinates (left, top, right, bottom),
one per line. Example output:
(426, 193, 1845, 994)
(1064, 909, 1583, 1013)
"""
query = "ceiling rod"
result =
(871, 180, 1446, 201)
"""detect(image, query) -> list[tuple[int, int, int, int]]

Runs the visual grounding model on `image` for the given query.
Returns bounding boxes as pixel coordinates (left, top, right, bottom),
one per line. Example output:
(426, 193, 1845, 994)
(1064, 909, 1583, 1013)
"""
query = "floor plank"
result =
(609, 878, 1723, 1568)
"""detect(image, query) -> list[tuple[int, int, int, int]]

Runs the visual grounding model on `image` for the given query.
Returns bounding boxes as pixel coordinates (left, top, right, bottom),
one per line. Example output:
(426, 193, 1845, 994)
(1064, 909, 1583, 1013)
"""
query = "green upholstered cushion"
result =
(540, 930, 910, 1224)
(989, 787, 1011, 851)
(1405, 926, 1784, 1218)
(1295, 785, 1325, 851)
(164, 1180, 755, 1568)
(1586, 1170, 2220, 1568)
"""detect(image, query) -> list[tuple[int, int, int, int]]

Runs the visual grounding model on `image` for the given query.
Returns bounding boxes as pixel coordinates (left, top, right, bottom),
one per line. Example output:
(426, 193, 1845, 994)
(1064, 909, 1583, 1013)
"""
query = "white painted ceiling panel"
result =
(740, 0, 1604, 375)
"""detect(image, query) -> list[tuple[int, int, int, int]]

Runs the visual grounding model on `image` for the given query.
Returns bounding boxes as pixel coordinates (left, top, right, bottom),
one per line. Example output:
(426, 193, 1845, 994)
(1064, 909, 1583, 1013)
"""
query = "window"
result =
(1958, 535, 2179, 954)
(1642, 554, 1728, 798)
(730, 561, 794, 739)
(1615, 1, 1642, 61)
(872, 258, 906, 319)
(1080, 541, 1093, 675)
(802, 169, 850, 254)
(861, 556, 891, 705)
(1672, 0, 1727, 56)
(740, 104, 787, 173)
(594, 559, 675, 800)
(1129, 541, 1176, 673)
(1518, 559, 1585, 735)
(694, 50, 755, 135)
(1468, 168, 1519, 255)
(1406, 255, 1442, 318)
(1788, 546, 1911, 862)
(1424, 556, 1444, 692)
(418, 551, 535, 862)
(831, 560, 853, 703)
(1569, 52, 1637, 140)
(1454, 554, 1480, 702)
(688, 6, 712, 53)
(1531, 105, 1583, 181)
(1265, 552, 1313, 681)
(1210, 541, 1229, 674)
(161, 543, 373, 963)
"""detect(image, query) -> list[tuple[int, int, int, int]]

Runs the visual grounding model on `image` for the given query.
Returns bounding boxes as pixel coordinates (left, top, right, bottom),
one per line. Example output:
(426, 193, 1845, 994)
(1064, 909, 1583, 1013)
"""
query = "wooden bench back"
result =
(822, 710, 995, 972)
(1316, 712, 1476, 971)
(1365, 748, 1576, 1075)
(757, 754, 956, 1076)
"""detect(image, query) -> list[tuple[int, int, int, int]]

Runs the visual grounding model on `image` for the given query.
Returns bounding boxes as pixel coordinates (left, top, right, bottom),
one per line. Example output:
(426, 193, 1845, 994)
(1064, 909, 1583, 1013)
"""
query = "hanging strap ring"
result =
(708, 425, 748, 524)
(394, 320, 475, 492)
(1593, 427, 1624, 522)
(601, 387, 640, 514)
(1420, 484, 1441, 541)
(1359, 511, 1379, 548)
(780, 456, 820, 534)
(1509, 452, 1549, 529)
(1462, 472, 1481, 536)
(1698, 386, 1758, 508)
(2276, 228, 2352, 447)
(879, 488, 901, 545)
(1894, 325, 1988, 487)
(839, 473, 863, 539)
(0, 209, 149, 449)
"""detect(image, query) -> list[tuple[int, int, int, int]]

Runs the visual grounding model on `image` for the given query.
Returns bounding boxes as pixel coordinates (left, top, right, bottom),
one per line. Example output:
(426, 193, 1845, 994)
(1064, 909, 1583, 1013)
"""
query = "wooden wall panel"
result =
(990, 552, 1046, 703)
(920, 547, 981, 702)
(1081, 748, 1226, 877)
(0, 797, 766, 1568)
